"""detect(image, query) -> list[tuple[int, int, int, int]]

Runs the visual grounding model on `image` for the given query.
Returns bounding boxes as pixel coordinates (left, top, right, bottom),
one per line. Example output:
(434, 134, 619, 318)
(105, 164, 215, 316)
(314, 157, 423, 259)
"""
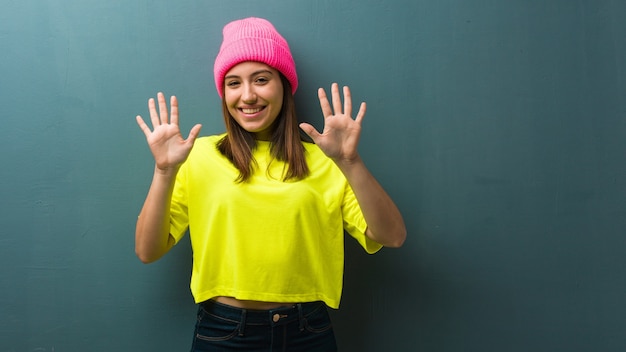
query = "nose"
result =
(242, 83, 256, 103)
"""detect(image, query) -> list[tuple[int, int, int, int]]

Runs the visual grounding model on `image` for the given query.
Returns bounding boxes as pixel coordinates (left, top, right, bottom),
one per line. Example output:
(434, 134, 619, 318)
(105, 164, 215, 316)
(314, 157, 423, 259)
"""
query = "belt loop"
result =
(297, 303, 305, 332)
(239, 309, 247, 336)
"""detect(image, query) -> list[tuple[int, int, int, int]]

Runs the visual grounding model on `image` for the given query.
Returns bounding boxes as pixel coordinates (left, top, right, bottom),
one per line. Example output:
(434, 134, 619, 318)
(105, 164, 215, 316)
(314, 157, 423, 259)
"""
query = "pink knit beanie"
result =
(214, 17, 298, 98)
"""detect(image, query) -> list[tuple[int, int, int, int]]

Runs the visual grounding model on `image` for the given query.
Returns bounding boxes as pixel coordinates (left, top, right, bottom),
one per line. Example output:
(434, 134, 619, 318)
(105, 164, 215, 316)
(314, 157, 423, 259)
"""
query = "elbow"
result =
(386, 228, 407, 248)
(135, 233, 173, 263)
(135, 246, 162, 264)
(369, 225, 407, 248)
(135, 250, 155, 264)
(135, 228, 173, 264)
(385, 220, 407, 248)
(384, 218, 407, 248)
(136, 255, 154, 264)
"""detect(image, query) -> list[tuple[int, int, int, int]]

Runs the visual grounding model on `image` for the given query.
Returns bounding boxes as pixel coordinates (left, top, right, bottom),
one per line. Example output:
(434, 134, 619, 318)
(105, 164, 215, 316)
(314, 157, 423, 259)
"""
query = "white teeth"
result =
(242, 108, 262, 114)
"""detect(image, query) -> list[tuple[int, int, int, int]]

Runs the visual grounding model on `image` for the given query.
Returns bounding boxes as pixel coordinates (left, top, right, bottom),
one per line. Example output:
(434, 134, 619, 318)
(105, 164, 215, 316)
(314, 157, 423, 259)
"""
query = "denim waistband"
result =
(200, 299, 325, 328)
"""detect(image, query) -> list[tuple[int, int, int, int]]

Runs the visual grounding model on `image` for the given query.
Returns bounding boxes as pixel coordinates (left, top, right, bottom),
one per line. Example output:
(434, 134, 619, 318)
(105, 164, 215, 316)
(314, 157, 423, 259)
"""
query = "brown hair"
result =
(217, 74, 310, 182)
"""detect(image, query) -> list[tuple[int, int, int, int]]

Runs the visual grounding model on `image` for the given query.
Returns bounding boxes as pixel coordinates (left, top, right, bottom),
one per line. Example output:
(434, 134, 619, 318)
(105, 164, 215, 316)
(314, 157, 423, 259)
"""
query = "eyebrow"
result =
(224, 69, 275, 80)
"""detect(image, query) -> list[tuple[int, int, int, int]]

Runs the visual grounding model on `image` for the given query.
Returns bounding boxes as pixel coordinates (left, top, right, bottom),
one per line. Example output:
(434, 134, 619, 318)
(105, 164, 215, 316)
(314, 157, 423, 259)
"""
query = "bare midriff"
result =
(213, 296, 296, 310)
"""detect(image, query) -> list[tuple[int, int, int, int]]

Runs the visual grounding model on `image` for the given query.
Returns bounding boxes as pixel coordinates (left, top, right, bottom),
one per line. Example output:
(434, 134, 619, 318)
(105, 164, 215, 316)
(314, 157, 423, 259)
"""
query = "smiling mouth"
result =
(241, 107, 264, 114)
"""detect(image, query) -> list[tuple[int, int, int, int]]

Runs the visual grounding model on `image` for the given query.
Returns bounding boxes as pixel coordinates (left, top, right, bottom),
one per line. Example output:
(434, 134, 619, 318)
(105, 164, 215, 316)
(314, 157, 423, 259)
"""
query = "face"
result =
(223, 61, 284, 140)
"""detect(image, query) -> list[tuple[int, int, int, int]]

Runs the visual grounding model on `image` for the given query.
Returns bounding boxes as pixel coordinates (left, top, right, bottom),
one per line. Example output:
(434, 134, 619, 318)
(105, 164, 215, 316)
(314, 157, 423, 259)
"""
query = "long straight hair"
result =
(217, 74, 310, 182)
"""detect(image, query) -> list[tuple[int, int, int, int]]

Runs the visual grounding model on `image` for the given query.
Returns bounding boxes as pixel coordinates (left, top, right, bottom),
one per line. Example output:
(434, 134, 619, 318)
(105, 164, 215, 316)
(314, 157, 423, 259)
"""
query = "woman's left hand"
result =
(299, 83, 366, 164)
(301, 83, 406, 248)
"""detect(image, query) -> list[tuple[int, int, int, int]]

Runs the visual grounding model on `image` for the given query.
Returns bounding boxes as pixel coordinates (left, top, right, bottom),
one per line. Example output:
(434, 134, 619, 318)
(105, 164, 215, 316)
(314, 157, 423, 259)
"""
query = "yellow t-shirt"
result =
(169, 134, 382, 309)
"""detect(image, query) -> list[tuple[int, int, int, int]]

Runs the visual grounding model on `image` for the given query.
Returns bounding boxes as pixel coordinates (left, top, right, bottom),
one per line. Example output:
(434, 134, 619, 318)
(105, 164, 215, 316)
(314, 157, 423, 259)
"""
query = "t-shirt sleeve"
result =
(169, 162, 190, 244)
(341, 182, 383, 254)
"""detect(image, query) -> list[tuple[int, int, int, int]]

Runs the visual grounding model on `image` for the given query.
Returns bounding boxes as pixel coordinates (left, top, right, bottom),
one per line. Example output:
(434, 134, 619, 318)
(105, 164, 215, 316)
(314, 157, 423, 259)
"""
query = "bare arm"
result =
(135, 167, 178, 263)
(334, 156, 406, 247)
(299, 84, 406, 247)
(134, 93, 202, 263)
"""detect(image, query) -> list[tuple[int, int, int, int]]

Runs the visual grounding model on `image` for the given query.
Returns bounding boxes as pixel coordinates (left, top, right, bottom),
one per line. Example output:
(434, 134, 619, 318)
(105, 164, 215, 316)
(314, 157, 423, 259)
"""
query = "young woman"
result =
(135, 17, 406, 351)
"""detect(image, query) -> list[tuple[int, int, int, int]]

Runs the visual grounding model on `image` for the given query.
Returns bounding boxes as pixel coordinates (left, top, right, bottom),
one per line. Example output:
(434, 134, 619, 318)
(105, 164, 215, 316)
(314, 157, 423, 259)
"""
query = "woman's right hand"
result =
(136, 92, 202, 172)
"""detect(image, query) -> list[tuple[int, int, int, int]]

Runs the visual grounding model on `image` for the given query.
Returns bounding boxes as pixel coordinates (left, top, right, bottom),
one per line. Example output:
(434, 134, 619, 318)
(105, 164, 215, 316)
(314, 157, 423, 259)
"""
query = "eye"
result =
(225, 80, 240, 88)
(255, 76, 269, 84)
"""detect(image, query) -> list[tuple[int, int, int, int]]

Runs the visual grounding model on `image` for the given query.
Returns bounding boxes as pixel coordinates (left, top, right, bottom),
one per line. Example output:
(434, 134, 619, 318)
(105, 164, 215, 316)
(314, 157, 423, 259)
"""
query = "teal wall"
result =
(2, 1, 626, 351)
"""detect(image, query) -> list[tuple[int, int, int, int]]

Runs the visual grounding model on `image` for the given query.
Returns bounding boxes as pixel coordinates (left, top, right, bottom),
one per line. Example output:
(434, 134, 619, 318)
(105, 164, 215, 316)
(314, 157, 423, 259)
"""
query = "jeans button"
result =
(273, 313, 280, 323)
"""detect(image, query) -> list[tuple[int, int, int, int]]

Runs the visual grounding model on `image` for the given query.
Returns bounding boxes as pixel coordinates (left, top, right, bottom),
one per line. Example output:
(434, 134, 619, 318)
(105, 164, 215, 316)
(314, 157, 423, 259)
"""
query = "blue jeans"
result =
(190, 300, 337, 352)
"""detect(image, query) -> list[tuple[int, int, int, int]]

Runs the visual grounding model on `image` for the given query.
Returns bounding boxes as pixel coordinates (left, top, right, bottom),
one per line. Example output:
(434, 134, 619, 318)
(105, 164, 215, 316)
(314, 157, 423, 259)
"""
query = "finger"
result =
(343, 85, 352, 117)
(299, 122, 321, 142)
(157, 92, 168, 124)
(148, 98, 160, 128)
(331, 83, 342, 116)
(318, 88, 333, 117)
(135, 115, 152, 138)
(355, 102, 366, 124)
(170, 95, 179, 126)
(185, 123, 203, 144)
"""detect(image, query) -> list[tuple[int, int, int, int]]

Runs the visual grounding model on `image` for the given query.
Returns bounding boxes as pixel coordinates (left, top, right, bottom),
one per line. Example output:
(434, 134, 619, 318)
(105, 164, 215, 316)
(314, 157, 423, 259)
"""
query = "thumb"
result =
(185, 124, 203, 144)
(299, 123, 321, 142)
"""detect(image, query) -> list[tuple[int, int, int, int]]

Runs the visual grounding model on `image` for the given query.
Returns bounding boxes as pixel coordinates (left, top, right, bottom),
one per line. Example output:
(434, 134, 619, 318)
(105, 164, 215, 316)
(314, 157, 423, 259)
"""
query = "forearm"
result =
(336, 156, 407, 247)
(135, 166, 178, 263)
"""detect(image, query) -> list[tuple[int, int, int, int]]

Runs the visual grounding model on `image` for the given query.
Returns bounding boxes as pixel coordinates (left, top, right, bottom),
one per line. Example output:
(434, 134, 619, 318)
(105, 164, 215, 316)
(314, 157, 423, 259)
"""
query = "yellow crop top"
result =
(169, 134, 382, 309)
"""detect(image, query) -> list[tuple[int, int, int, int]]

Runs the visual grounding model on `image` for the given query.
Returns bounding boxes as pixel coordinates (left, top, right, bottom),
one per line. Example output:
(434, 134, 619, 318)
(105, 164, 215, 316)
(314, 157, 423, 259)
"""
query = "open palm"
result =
(299, 83, 365, 163)
(135, 92, 202, 170)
